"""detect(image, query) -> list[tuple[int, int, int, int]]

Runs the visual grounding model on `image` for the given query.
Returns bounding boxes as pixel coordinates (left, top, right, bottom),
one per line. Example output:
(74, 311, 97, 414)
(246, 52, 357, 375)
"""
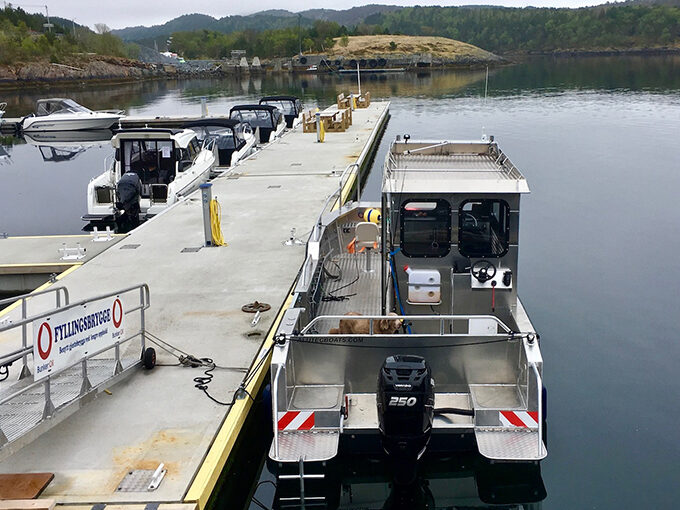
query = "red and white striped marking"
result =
(499, 411, 539, 428)
(277, 411, 315, 431)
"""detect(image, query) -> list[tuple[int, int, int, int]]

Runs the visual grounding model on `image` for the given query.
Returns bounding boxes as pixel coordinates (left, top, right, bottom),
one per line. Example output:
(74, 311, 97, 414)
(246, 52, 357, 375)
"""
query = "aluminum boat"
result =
(20, 98, 122, 132)
(267, 135, 547, 506)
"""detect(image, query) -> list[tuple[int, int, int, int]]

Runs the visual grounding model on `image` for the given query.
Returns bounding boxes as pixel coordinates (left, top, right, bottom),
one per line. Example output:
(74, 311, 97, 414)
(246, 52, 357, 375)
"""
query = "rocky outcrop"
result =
(0, 55, 164, 86)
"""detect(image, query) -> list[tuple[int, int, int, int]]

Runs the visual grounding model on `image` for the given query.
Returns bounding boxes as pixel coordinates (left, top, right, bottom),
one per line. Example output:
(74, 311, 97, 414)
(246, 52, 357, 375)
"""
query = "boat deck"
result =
(0, 102, 390, 509)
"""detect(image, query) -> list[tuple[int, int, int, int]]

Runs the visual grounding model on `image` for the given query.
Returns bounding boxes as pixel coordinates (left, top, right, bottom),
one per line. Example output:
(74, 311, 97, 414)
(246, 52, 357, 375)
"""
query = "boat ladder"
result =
(278, 458, 327, 509)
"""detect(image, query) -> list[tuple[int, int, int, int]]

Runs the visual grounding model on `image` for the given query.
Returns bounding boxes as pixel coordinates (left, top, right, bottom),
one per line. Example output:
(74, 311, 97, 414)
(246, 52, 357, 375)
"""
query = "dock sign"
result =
(33, 296, 125, 380)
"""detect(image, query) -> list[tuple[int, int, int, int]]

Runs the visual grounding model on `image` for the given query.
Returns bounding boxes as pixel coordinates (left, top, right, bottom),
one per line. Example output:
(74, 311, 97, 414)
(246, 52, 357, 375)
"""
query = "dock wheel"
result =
(143, 347, 156, 369)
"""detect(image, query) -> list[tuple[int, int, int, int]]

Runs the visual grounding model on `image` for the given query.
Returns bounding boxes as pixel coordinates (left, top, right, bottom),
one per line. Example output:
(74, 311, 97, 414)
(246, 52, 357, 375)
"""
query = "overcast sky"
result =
(17, 1, 601, 30)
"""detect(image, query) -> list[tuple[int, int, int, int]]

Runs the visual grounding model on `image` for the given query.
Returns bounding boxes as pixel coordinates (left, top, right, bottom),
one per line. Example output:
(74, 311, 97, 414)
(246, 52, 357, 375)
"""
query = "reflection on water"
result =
(0, 56, 679, 509)
(251, 452, 546, 509)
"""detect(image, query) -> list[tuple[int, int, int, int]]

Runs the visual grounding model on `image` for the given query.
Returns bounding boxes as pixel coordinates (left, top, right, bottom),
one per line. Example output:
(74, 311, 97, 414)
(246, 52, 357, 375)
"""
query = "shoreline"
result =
(0, 48, 677, 91)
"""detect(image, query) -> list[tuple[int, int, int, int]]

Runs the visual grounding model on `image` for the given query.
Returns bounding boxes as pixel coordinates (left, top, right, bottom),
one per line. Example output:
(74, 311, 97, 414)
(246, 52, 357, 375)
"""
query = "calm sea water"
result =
(1, 56, 679, 508)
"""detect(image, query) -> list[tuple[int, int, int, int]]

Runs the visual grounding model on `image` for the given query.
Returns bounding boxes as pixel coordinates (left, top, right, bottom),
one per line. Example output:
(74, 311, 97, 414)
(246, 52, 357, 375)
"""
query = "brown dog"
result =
(329, 312, 403, 335)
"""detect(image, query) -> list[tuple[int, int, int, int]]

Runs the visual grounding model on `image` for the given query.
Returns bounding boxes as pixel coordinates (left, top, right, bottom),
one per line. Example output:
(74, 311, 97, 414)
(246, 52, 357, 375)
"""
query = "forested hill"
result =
(0, 7, 138, 65)
(112, 5, 402, 43)
(117, 3, 679, 56)
(367, 4, 680, 53)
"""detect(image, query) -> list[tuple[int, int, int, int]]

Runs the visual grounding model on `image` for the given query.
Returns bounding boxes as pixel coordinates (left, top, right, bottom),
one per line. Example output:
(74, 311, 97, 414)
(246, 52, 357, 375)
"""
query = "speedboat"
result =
(267, 135, 547, 506)
(229, 104, 285, 144)
(259, 96, 303, 129)
(83, 128, 215, 228)
(20, 98, 123, 132)
(183, 119, 256, 168)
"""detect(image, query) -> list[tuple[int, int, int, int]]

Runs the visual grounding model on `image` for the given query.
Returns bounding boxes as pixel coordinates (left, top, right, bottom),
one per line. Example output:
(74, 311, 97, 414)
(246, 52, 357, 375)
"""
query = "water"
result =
(1, 56, 679, 508)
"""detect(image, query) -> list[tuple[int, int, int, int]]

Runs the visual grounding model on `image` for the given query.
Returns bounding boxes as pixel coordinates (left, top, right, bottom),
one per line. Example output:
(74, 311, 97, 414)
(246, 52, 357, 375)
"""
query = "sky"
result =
(13, 0, 602, 30)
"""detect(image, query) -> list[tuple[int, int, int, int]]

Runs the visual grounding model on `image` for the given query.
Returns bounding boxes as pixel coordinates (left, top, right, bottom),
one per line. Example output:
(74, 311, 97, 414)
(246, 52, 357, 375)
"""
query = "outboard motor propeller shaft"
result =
(377, 355, 434, 485)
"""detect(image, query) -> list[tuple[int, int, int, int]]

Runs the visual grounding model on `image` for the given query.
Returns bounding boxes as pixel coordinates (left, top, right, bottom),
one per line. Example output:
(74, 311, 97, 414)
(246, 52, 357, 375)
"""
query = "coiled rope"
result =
(210, 197, 225, 246)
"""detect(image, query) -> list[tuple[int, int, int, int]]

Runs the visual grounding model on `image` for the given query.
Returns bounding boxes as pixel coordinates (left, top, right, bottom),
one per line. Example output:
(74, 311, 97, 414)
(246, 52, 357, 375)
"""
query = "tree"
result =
(340, 34, 349, 47)
(94, 23, 110, 34)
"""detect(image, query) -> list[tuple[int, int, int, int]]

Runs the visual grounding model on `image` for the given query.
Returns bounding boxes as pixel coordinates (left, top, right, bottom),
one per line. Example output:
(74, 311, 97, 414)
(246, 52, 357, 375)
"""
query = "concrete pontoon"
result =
(0, 101, 389, 509)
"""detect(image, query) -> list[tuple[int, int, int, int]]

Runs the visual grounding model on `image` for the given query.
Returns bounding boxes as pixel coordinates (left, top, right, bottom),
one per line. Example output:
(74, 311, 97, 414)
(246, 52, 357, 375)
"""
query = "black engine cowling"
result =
(377, 355, 434, 480)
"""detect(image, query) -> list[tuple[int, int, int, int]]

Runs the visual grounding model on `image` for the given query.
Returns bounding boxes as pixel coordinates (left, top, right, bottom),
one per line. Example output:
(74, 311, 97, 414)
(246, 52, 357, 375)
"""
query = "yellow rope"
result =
(210, 198, 225, 246)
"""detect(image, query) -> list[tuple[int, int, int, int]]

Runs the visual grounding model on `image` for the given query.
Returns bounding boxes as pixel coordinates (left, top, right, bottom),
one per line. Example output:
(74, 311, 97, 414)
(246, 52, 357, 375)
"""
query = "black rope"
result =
(0, 362, 10, 382)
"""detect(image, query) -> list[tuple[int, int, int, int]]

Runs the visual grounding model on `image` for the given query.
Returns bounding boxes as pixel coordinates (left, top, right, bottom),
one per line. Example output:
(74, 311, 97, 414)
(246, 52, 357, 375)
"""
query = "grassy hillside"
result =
(325, 35, 498, 61)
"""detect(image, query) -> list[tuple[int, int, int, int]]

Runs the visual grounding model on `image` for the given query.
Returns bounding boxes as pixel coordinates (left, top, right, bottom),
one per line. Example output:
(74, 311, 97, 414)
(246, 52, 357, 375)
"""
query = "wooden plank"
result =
(0, 474, 54, 500)
(0, 500, 55, 510)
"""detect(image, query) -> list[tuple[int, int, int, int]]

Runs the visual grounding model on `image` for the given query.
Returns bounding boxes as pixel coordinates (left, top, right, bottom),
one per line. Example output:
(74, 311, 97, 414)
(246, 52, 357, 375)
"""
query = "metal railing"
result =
(272, 363, 283, 459)
(0, 286, 70, 380)
(300, 314, 515, 337)
(530, 361, 544, 456)
(0, 284, 149, 447)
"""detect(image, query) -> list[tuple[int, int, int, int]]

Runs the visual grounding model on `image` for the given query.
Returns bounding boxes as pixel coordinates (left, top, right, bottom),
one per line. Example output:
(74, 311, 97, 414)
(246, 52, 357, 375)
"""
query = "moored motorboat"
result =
(20, 98, 123, 132)
(83, 128, 215, 230)
(183, 118, 256, 168)
(229, 104, 285, 144)
(259, 96, 303, 129)
(267, 134, 547, 504)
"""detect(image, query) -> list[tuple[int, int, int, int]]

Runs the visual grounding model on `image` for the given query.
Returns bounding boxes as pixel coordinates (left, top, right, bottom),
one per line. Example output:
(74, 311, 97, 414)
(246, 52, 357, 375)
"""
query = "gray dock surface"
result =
(0, 102, 389, 508)
(0, 234, 126, 294)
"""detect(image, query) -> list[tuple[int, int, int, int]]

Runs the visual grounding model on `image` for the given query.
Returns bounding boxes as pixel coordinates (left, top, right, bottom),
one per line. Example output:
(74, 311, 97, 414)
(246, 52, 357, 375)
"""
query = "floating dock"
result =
(0, 102, 389, 509)
(0, 233, 126, 295)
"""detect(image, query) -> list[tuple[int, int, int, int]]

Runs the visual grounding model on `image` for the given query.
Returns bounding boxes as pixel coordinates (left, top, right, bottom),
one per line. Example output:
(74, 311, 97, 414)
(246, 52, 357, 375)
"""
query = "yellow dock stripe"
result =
(0, 264, 82, 318)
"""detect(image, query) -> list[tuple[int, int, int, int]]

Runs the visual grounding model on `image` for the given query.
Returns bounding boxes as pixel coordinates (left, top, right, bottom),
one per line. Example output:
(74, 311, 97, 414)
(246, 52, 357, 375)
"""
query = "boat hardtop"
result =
(267, 135, 546, 497)
(259, 95, 303, 128)
(83, 127, 215, 228)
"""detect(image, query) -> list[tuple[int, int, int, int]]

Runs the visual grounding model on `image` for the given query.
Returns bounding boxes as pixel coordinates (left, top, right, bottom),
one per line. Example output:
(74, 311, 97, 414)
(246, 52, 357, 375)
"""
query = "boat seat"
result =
(355, 222, 379, 273)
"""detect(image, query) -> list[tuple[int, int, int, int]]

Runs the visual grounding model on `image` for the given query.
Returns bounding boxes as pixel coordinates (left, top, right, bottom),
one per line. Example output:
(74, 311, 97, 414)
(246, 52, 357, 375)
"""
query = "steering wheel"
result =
(471, 260, 497, 283)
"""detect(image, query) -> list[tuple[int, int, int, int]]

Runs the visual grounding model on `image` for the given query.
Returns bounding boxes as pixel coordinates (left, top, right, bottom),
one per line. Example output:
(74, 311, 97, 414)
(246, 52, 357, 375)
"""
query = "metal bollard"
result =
(315, 112, 321, 142)
(200, 183, 212, 246)
(201, 96, 208, 118)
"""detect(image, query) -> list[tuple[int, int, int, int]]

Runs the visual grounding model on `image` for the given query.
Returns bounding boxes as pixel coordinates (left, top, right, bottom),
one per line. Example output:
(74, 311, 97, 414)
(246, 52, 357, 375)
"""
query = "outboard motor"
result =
(377, 355, 434, 485)
(115, 171, 142, 232)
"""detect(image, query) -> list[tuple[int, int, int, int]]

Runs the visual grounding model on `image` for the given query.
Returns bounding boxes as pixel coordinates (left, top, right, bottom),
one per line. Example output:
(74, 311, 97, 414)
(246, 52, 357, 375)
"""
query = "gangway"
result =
(0, 284, 150, 449)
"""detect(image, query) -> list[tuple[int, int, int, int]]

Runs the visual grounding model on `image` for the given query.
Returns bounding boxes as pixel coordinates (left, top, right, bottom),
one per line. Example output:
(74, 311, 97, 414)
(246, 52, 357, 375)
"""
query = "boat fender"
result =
(362, 208, 381, 224)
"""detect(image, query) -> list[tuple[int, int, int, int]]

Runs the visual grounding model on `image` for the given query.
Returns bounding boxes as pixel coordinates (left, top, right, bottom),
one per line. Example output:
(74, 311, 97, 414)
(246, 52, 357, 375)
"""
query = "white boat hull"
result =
(22, 113, 121, 132)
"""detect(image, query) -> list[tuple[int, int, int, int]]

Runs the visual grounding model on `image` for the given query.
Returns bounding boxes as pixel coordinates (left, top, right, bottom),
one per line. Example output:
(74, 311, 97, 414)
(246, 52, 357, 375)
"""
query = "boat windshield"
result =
(36, 99, 91, 116)
(230, 109, 272, 128)
(260, 100, 296, 116)
(189, 126, 237, 149)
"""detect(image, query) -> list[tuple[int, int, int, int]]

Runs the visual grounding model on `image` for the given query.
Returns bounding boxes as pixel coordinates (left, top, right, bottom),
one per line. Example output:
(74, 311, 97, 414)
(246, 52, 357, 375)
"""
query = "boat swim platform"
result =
(0, 234, 127, 295)
(0, 102, 390, 509)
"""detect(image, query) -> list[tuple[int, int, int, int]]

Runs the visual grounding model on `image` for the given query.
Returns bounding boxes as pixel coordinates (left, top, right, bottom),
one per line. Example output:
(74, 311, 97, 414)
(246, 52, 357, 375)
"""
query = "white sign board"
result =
(33, 296, 125, 380)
